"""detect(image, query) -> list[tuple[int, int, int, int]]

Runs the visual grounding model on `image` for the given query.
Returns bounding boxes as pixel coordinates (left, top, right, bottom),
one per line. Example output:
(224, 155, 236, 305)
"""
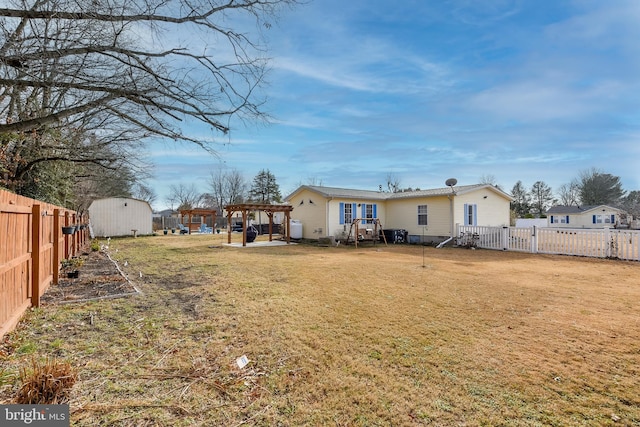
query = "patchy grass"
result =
(1, 232, 639, 426)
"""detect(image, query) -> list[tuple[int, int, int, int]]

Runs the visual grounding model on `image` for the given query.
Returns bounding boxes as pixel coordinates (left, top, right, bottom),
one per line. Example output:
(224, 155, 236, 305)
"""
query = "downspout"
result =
(326, 197, 333, 237)
(437, 191, 456, 249)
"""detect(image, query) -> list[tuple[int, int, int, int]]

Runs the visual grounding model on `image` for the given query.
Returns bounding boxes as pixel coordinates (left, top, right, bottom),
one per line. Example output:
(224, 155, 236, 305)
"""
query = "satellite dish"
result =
(445, 178, 457, 187)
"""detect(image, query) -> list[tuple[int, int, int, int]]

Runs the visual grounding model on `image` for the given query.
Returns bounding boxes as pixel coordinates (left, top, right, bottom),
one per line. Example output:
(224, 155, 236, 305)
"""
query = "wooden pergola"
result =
(225, 203, 294, 246)
(179, 208, 217, 233)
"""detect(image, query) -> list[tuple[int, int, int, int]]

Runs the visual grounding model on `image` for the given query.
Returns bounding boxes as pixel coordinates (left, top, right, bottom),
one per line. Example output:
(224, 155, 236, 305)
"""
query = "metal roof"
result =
(287, 184, 513, 201)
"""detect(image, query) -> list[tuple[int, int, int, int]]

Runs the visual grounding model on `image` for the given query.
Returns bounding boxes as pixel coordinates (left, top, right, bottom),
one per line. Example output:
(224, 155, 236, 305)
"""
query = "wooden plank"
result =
(31, 205, 41, 308)
(0, 300, 31, 340)
(0, 203, 32, 214)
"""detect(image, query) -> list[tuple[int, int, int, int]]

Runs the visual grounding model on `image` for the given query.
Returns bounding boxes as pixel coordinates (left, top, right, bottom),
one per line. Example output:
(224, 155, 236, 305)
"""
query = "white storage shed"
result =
(88, 197, 153, 237)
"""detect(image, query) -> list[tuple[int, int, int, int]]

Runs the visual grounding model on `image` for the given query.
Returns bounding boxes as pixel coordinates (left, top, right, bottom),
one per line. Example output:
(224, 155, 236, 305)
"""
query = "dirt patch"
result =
(41, 250, 139, 304)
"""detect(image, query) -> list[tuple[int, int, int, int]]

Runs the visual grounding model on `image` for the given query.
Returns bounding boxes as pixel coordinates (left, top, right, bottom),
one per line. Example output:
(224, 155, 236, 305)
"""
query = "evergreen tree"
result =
(577, 168, 626, 206)
(249, 169, 282, 203)
(530, 181, 554, 217)
(510, 181, 531, 217)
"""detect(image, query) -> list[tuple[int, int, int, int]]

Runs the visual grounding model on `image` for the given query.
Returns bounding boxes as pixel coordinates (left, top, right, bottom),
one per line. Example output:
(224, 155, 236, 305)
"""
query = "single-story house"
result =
(284, 184, 513, 244)
(88, 197, 153, 237)
(546, 205, 626, 229)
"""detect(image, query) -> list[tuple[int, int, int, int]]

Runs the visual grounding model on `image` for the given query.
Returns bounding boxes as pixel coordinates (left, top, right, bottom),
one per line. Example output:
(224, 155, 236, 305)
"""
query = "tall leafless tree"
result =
(207, 167, 247, 210)
(556, 180, 580, 206)
(166, 183, 203, 210)
(0, 0, 297, 198)
(385, 173, 401, 193)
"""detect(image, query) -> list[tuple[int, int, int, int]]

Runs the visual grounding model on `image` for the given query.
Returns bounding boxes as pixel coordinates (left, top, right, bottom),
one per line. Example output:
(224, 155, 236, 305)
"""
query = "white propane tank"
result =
(290, 220, 303, 239)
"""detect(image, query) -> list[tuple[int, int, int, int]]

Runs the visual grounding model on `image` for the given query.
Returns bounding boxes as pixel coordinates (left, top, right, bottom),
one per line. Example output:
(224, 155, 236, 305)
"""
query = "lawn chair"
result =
(178, 224, 190, 234)
(199, 223, 213, 233)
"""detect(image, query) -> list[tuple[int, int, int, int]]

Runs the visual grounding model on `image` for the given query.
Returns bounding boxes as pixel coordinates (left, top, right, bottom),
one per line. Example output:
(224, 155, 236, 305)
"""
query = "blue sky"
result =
(148, 0, 640, 210)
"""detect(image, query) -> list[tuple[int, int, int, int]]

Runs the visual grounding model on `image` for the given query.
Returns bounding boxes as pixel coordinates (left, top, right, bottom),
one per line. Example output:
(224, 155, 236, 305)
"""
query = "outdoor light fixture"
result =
(124, 202, 128, 206)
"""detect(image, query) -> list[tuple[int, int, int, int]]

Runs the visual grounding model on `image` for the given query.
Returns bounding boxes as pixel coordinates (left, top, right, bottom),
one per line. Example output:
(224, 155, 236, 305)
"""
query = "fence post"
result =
(502, 226, 508, 251)
(64, 211, 71, 259)
(53, 208, 60, 285)
(31, 204, 41, 308)
(532, 226, 538, 254)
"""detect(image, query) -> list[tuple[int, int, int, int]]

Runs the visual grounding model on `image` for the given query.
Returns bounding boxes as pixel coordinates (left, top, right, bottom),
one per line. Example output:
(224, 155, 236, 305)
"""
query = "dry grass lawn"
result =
(1, 233, 639, 426)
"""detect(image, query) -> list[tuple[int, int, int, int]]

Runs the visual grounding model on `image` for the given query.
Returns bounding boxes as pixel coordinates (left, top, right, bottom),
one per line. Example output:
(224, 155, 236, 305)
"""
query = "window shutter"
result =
(566, 216, 569, 224)
(550, 216, 554, 224)
(339, 202, 344, 224)
(353, 203, 357, 220)
(473, 204, 478, 226)
(464, 204, 469, 226)
(592, 215, 596, 224)
(361, 204, 366, 219)
(373, 204, 377, 219)
(611, 214, 615, 223)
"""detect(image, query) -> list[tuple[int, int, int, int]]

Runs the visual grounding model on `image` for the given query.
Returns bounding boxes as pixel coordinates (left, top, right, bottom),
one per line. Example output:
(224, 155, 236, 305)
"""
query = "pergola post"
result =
(241, 209, 248, 246)
(285, 210, 291, 243)
(266, 212, 274, 241)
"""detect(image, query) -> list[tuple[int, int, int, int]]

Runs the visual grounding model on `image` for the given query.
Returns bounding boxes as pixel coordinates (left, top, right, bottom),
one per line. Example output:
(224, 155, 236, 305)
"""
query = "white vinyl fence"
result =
(457, 225, 640, 261)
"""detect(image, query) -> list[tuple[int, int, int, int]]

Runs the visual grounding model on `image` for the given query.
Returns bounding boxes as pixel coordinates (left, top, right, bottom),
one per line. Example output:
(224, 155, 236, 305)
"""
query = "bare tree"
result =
(0, 0, 298, 200)
(207, 167, 247, 210)
(557, 180, 580, 206)
(1, 0, 297, 136)
(479, 174, 502, 190)
(385, 173, 401, 193)
(132, 182, 157, 206)
(166, 183, 203, 210)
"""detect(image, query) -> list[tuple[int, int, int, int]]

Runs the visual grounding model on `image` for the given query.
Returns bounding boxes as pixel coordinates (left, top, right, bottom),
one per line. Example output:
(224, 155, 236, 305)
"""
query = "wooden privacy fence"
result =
(457, 224, 640, 261)
(1, 189, 88, 339)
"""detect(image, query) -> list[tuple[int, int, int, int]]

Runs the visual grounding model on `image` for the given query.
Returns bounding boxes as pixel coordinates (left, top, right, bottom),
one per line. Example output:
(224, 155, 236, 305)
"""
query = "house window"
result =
(360, 203, 377, 224)
(593, 214, 616, 224)
(464, 204, 477, 226)
(344, 203, 353, 224)
(418, 205, 428, 225)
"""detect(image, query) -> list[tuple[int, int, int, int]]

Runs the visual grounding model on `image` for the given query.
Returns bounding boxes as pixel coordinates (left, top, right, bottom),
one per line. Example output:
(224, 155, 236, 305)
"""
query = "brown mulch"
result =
(41, 250, 139, 304)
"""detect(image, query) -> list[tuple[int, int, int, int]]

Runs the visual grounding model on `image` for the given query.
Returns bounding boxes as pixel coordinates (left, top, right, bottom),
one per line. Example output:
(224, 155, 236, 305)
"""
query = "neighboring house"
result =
(88, 197, 153, 237)
(515, 218, 548, 228)
(155, 209, 178, 218)
(284, 184, 513, 243)
(546, 205, 625, 229)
